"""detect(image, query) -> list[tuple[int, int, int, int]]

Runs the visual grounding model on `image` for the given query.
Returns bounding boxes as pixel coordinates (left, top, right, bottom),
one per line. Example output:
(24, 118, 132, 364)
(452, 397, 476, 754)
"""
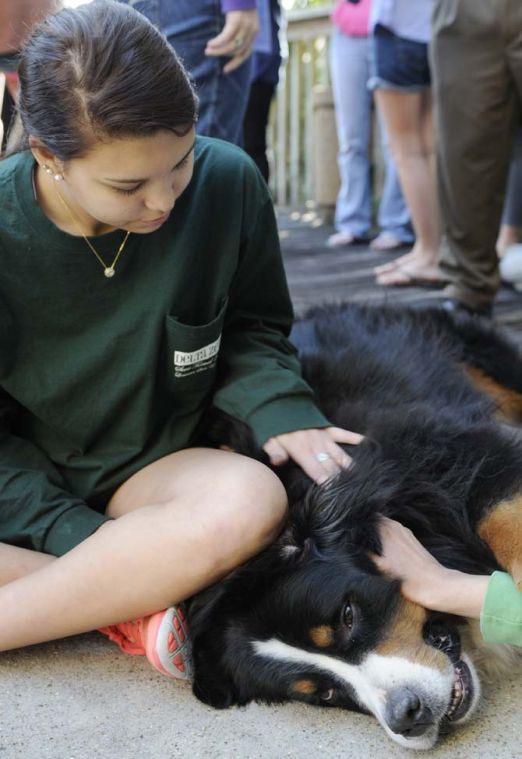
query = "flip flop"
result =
(376, 263, 443, 289)
(374, 253, 416, 276)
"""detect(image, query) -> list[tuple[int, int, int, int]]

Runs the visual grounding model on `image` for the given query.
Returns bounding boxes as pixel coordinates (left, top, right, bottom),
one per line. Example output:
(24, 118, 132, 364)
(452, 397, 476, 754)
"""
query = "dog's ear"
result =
(189, 581, 244, 709)
(278, 527, 316, 562)
(192, 638, 241, 709)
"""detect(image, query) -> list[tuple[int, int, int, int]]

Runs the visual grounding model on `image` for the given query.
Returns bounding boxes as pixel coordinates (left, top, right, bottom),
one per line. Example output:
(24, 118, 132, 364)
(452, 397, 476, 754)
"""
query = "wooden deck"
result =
(279, 208, 522, 345)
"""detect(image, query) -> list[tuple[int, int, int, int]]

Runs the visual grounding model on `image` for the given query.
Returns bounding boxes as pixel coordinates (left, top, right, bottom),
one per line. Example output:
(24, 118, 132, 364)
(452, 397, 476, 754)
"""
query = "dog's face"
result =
(190, 485, 481, 750)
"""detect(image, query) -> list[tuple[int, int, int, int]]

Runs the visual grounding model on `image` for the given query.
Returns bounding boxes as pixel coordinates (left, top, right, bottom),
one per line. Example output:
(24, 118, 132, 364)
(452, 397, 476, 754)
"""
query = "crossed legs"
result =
(0, 448, 287, 651)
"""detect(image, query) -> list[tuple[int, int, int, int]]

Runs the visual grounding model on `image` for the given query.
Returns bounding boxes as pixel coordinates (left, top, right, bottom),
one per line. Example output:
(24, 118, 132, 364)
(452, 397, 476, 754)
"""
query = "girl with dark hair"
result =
(0, 0, 360, 679)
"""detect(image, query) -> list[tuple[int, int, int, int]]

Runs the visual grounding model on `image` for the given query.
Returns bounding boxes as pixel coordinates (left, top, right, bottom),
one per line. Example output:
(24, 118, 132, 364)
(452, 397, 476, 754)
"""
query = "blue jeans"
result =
(330, 30, 413, 241)
(120, 0, 252, 144)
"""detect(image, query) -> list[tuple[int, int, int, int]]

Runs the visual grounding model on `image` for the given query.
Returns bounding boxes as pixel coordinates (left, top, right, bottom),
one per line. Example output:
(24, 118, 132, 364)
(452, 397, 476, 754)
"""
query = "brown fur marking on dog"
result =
(376, 600, 448, 671)
(291, 679, 317, 695)
(478, 494, 522, 590)
(310, 625, 335, 648)
(464, 366, 522, 423)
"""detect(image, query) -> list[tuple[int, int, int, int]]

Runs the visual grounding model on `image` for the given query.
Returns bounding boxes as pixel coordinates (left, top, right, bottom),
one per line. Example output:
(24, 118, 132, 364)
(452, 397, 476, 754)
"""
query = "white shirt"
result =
(370, 0, 435, 43)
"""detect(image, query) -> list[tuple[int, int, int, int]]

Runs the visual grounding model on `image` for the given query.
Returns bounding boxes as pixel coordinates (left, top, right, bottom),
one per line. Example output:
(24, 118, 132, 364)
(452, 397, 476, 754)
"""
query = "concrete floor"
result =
(2, 632, 521, 758)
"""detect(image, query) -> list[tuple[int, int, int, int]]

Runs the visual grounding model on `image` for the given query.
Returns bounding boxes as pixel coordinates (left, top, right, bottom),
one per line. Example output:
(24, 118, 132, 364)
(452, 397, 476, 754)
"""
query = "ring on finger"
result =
(314, 452, 331, 463)
(234, 35, 244, 47)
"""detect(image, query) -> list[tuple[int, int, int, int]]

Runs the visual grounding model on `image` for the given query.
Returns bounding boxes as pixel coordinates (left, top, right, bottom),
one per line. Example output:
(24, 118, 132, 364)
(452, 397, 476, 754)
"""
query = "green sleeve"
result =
(480, 571, 522, 646)
(0, 390, 111, 556)
(212, 197, 330, 446)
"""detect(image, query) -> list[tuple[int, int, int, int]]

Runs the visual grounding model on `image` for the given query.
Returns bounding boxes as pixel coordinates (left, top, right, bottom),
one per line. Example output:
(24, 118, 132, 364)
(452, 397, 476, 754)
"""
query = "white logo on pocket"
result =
(173, 335, 221, 377)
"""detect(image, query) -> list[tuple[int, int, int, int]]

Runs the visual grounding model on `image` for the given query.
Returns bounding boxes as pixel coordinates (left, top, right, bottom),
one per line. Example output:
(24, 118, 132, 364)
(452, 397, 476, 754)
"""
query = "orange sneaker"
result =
(98, 605, 192, 681)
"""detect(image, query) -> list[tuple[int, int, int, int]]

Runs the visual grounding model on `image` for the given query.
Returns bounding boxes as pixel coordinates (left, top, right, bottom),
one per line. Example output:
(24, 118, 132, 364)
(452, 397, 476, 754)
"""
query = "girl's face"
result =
(56, 127, 196, 234)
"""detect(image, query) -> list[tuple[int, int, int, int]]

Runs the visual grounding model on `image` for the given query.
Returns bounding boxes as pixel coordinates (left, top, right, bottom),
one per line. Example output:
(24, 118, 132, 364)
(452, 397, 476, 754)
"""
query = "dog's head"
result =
(189, 463, 482, 750)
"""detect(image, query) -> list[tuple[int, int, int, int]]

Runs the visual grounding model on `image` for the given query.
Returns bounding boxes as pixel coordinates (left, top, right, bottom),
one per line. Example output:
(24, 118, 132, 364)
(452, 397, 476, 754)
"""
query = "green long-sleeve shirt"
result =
(0, 137, 329, 556)
(481, 571, 522, 647)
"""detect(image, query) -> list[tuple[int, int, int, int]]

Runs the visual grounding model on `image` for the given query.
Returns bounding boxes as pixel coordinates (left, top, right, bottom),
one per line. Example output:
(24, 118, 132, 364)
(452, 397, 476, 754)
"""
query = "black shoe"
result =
(440, 298, 492, 319)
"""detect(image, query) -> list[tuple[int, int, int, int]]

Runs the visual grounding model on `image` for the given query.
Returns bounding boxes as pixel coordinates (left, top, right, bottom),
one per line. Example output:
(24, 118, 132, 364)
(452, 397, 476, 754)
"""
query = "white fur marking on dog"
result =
(253, 638, 455, 750)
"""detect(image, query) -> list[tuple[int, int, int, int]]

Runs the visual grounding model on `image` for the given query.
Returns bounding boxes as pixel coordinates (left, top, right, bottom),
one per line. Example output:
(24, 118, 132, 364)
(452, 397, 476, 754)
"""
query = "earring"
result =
(42, 164, 63, 180)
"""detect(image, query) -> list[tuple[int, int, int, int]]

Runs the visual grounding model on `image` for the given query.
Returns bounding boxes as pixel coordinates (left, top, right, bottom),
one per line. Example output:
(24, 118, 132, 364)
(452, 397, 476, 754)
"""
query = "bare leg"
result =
(373, 89, 441, 284)
(0, 448, 287, 651)
(0, 542, 54, 586)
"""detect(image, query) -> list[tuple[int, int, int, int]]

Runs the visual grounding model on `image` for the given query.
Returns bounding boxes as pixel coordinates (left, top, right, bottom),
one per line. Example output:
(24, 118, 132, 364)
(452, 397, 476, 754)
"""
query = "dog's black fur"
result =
(188, 304, 522, 746)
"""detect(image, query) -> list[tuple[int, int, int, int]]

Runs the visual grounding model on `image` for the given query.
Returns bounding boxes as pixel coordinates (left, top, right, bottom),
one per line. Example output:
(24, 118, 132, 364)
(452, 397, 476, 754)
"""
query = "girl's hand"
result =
(262, 427, 363, 484)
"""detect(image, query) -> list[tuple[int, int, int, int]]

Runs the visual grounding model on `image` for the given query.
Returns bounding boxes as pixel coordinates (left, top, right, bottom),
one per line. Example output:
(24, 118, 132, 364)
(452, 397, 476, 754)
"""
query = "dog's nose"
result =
(385, 688, 433, 738)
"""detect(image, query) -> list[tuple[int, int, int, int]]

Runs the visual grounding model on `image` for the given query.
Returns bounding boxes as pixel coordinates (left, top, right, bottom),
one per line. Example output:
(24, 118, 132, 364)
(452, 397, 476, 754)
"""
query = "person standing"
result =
(328, 0, 413, 251)
(431, 0, 522, 317)
(369, 0, 441, 286)
(118, 0, 260, 146)
(242, 0, 281, 182)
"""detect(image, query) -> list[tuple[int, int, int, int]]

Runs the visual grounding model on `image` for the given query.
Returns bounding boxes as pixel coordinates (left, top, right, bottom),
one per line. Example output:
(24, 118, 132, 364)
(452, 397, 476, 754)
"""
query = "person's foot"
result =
(374, 249, 416, 275)
(375, 260, 442, 287)
(98, 605, 193, 680)
(370, 231, 411, 252)
(440, 298, 492, 319)
(326, 231, 368, 248)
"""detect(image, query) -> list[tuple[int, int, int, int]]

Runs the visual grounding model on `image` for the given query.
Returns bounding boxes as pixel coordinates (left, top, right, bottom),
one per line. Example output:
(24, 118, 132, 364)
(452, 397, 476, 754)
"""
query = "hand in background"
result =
(205, 10, 260, 74)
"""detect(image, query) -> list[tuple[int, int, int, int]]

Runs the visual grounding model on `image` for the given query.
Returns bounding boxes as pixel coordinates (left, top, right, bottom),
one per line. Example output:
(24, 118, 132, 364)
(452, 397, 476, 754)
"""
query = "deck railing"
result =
(270, 5, 337, 210)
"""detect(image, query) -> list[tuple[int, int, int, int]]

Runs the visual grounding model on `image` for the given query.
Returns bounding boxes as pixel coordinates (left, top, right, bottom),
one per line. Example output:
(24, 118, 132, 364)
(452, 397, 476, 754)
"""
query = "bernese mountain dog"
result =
(188, 303, 522, 750)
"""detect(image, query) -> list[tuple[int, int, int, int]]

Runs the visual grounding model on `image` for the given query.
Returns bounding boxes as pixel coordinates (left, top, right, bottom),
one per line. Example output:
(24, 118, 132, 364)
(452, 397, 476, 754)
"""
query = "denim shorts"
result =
(369, 24, 431, 93)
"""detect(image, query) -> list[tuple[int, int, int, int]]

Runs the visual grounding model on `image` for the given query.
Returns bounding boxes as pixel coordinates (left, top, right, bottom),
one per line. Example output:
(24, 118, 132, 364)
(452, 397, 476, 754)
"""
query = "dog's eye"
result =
(342, 602, 354, 630)
(320, 688, 335, 701)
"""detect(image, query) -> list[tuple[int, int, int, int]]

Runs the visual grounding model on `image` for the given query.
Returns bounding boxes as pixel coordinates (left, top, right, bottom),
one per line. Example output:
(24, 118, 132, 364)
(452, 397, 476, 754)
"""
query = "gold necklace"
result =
(54, 185, 131, 278)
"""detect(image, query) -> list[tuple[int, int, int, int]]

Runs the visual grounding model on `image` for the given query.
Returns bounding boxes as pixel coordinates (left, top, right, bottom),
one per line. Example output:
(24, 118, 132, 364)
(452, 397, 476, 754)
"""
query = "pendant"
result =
(104, 267, 115, 278)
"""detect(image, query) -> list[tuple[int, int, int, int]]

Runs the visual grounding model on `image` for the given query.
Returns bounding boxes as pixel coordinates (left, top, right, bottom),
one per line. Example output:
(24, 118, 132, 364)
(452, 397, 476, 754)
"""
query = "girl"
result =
(0, 1, 360, 680)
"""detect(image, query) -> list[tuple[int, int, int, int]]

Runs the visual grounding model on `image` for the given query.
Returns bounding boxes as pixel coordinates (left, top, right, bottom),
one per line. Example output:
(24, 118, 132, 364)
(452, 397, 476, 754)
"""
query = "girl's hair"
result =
(12, 0, 198, 159)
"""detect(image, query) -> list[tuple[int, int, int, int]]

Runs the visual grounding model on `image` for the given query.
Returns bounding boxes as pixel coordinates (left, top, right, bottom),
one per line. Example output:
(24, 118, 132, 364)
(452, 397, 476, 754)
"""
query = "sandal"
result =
(376, 263, 443, 288)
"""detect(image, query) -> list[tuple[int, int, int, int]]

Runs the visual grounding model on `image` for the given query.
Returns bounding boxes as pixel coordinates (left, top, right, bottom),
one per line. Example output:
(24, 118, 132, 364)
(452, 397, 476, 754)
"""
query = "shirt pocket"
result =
(164, 297, 228, 408)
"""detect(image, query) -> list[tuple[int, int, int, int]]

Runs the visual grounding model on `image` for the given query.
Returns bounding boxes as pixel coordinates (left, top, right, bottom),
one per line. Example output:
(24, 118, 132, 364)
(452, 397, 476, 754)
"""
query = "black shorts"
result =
(370, 24, 431, 92)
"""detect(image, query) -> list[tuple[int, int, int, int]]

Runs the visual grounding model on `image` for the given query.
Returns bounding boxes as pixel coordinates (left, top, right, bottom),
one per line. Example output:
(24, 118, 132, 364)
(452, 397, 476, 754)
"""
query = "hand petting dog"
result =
(373, 517, 490, 619)
(263, 426, 363, 484)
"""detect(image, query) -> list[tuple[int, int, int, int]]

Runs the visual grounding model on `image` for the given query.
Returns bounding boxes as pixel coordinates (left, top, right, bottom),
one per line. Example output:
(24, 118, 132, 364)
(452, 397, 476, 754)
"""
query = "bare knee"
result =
(205, 457, 288, 558)
(169, 455, 287, 573)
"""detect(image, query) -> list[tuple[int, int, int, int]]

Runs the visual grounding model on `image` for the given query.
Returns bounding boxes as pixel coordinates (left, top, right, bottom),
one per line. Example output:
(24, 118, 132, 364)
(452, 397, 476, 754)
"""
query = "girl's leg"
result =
(328, 31, 372, 245)
(0, 542, 54, 586)
(0, 448, 287, 652)
(374, 88, 441, 284)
